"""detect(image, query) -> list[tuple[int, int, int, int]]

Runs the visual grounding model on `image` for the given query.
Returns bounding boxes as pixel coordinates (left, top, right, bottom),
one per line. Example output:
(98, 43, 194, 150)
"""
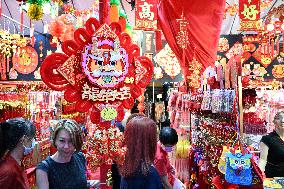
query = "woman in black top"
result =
(259, 111, 284, 178)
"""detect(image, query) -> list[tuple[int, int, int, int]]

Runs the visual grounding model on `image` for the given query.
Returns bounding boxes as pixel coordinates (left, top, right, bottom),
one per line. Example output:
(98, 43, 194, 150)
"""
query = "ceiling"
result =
(1, 0, 283, 36)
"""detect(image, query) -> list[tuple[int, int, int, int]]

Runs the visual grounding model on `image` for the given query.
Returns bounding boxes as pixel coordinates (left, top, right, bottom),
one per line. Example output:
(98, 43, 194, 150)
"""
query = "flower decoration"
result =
(48, 14, 76, 42)
(40, 17, 154, 125)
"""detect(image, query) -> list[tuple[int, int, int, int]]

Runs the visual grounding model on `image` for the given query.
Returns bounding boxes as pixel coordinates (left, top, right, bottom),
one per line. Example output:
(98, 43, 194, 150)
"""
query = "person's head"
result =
(121, 112, 145, 128)
(0, 117, 36, 159)
(159, 127, 178, 153)
(273, 111, 284, 133)
(52, 119, 83, 157)
(120, 117, 157, 177)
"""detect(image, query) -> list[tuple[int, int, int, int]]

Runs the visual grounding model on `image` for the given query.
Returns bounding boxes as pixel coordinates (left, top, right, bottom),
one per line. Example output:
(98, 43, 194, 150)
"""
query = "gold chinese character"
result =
(139, 2, 154, 20)
(241, 4, 259, 20)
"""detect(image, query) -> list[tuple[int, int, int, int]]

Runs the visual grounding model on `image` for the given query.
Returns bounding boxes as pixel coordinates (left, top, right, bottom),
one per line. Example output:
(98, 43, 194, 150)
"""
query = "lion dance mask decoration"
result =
(41, 18, 153, 125)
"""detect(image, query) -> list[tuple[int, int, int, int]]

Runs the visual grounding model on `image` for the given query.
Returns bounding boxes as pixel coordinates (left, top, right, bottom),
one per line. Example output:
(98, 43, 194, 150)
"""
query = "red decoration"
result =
(157, 0, 226, 78)
(239, 0, 261, 31)
(40, 17, 154, 125)
(12, 46, 38, 74)
(135, 0, 158, 30)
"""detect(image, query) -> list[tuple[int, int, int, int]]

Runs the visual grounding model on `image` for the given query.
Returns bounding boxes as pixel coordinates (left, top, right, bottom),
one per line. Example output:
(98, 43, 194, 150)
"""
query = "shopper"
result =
(112, 113, 145, 189)
(36, 119, 90, 189)
(120, 116, 163, 189)
(259, 111, 284, 178)
(0, 117, 36, 189)
(154, 127, 178, 189)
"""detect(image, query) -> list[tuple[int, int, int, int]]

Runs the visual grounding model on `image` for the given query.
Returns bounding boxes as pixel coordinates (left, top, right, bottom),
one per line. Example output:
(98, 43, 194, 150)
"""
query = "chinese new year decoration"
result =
(239, 0, 261, 31)
(135, 0, 158, 30)
(40, 16, 153, 124)
(176, 12, 189, 50)
(12, 46, 38, 74)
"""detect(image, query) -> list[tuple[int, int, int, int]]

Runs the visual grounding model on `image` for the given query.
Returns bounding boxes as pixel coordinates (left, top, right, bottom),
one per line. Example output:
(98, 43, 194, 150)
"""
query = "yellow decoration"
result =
(106, 168, 113, 186)
(101, 107, 118, 121)
(125, 77, 134, 84)
(218, 146, 229, 174)
(124, 28, 132, 37)
(27, 4, 44, 21)
(175, 139, 190, 158)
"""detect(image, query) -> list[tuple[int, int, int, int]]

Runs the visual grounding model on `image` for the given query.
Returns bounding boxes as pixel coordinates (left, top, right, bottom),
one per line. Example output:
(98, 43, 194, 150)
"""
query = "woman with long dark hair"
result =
(0, 117, 36, 189)
(120, 116, 163, 189)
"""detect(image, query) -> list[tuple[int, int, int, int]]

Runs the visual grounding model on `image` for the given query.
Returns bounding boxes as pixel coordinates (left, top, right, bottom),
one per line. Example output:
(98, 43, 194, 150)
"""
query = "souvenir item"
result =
(225, 151, 252, 186)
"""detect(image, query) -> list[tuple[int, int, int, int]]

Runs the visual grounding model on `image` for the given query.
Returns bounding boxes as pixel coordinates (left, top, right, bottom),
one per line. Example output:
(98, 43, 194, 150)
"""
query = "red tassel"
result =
(20, 5, 24, 33)
(155, 30, 162, 52)
(0, 0, 2, 18)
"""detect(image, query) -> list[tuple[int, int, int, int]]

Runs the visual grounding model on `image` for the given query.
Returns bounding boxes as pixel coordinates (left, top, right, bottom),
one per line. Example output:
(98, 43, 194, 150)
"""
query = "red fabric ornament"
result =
(118, 17, 126, 31)
(157, 0, 226, 77)
(41, 17, 153, 124)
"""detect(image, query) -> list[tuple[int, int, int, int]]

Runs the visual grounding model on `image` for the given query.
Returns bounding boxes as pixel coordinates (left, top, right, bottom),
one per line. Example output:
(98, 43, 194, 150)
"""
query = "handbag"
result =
(225, 150, 252, 186)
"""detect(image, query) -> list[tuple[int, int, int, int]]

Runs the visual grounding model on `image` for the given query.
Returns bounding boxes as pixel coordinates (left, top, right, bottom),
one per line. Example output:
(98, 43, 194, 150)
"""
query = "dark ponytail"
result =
(0, 118, 36, 159)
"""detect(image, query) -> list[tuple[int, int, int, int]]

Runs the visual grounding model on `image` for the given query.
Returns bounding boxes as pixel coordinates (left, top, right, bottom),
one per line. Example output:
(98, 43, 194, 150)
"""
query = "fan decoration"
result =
(40, 17, 154, 125)
(154, 44, 181, 78)
(12, 46, 38, 74)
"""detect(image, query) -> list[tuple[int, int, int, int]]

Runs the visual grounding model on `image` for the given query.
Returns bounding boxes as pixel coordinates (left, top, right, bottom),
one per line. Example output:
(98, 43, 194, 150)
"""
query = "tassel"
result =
(30, 21, 35, 47)
(276, 36, 279, 55)
(155, 30, 163, 52)
(0, 0, 2, 18)
(271, 38, 274, 57)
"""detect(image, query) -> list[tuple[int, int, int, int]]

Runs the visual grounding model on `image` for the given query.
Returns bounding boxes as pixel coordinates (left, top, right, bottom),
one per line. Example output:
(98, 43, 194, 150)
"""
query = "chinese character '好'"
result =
(241, 4, 259, 20)
(139, 2, 154, 20)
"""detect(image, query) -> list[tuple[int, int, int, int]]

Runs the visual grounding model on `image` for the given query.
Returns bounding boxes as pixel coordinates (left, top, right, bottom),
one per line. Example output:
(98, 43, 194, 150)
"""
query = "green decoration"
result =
(27, 0, 50, 5)
(119, 9, 127, 18)
(126, 22, 132, 30)
(110, 0, 120, 6)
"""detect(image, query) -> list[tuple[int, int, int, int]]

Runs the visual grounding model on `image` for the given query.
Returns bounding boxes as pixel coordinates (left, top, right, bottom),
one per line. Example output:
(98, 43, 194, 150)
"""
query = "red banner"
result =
(135, 0, 157, 30)
(239, 0, 261, 31)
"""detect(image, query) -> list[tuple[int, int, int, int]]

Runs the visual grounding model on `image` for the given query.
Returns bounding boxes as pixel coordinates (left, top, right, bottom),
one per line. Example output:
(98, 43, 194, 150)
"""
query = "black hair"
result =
(0, 117, 36, 159)
(159, 127, 178, 146)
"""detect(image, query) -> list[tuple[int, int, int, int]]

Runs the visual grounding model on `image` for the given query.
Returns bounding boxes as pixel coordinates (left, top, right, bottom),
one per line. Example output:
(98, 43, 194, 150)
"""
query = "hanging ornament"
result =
(12, 46, 38, 74)
(27, 4, 44, 21)
(154, 44, 181, 78)
(154, 67, 163, 79)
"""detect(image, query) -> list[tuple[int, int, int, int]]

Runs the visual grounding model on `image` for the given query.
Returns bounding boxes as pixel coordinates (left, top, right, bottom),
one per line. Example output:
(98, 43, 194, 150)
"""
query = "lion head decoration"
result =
(40, 18, 153, 125)
(82, 28, 129, 88)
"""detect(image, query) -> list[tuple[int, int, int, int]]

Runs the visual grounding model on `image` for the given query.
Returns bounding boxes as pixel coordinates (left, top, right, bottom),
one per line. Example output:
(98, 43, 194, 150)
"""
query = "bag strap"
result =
(42, 160, 49, 169)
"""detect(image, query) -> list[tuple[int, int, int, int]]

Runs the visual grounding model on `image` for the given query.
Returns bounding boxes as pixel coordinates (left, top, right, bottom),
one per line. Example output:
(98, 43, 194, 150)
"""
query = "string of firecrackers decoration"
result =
(223, 0, 273, 19)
